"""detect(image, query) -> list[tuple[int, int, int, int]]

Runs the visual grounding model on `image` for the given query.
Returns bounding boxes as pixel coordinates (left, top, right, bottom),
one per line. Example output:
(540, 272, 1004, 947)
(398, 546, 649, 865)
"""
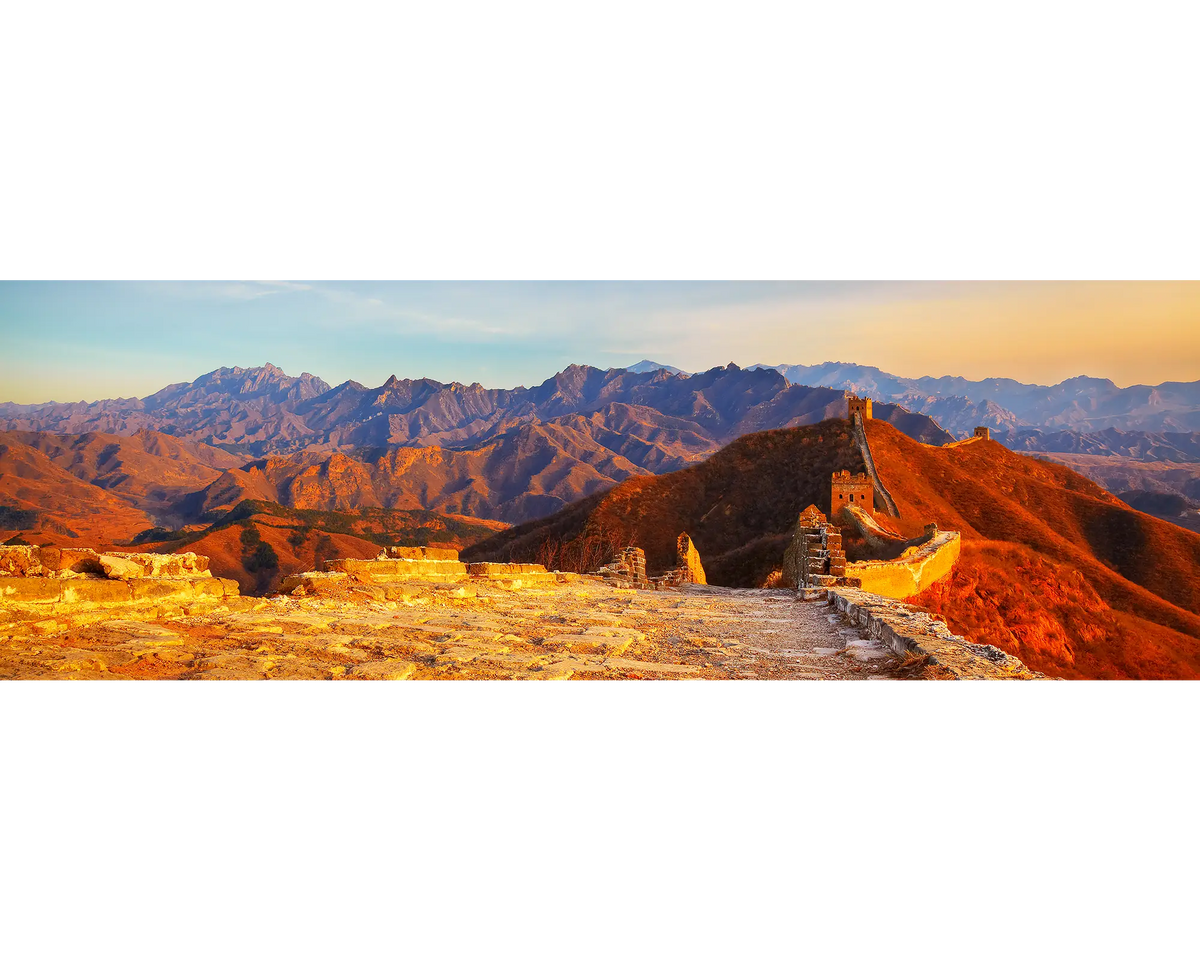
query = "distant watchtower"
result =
(847, 394, 873, 424)
(973, 426, 991, 440)
(831, 469, 874, 516)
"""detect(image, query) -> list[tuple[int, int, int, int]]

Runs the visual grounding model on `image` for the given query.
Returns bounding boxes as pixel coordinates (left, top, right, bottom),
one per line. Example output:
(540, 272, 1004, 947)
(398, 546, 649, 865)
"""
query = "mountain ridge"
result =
(753, 361, 1200, 433)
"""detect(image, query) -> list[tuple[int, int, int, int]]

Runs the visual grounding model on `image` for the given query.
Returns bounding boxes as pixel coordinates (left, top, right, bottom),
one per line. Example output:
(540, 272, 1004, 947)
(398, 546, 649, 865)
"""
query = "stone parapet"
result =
(944, 435, 985, 449)
(324, 558, 468, 581)
(828, 587, 1049, 680)
(379, 546, 460, 561)
(845, 531, 961, 600)
(465, 562, 549, 578)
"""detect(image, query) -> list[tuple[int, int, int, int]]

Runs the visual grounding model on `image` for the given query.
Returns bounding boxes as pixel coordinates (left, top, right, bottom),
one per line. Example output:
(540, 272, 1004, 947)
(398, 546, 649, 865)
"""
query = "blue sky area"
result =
(1, 281, 1196, 403)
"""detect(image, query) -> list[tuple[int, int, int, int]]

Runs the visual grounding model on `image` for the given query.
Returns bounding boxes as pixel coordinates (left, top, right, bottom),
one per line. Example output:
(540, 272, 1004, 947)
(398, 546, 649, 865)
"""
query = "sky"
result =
(1, 281, 1198, 403)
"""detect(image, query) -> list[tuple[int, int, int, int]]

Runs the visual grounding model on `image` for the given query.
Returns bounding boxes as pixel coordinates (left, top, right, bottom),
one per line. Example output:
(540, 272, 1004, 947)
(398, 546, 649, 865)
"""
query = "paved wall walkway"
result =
(853, 418, 900, 518)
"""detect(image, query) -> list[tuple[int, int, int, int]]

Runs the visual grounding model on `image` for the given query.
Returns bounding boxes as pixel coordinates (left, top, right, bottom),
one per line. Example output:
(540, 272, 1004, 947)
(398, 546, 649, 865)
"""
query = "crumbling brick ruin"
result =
(672, 533, 707, 585)
(283, 546, 563, 595)
(595, 547, 647, 586)
(847, 394, 873, 423)
(831, 469, 874, 517)
(780, 506, 859, 599)
(593, 538, 708, 591)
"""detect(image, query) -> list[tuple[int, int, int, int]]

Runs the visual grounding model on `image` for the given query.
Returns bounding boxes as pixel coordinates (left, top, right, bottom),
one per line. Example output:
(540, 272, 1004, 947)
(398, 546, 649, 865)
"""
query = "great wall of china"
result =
(0, 395, 1044, 680)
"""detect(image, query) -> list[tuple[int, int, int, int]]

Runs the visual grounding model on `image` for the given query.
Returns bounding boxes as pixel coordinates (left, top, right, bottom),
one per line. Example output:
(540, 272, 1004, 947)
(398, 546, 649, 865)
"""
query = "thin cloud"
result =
(256, 281, 314, 294)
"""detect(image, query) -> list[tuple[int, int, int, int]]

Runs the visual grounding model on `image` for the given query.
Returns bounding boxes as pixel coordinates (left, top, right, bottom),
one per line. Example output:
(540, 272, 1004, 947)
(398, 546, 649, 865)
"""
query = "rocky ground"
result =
(0, 576, 916, 681)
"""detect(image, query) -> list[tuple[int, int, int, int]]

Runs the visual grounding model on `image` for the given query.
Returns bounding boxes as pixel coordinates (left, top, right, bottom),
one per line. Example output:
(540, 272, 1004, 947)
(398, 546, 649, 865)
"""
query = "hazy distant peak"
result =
(625, 360, 689, 376)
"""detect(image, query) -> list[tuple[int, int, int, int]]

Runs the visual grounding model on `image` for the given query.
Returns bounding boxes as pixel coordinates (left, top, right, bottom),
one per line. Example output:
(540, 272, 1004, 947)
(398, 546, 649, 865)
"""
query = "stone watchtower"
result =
(831, 469, 874, 516)
(847, 394, 873, 424)
(973, 426, 990, 440)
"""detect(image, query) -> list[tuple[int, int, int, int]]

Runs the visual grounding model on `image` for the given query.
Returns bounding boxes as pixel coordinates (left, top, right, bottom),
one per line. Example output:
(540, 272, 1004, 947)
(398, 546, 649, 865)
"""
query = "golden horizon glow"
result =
(0, 281, 1197, 403)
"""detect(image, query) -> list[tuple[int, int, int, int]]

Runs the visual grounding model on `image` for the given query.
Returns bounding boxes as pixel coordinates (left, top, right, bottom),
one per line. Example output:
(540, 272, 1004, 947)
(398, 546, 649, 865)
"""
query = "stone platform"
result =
(324, 557, 469, 580)
(0, 545, 240, 632)
(319, 555, 558, 587)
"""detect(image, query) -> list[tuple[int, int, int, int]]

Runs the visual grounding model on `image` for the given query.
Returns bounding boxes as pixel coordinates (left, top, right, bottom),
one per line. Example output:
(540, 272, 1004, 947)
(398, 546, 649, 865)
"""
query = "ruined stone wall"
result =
(852, 416, 900, 519)
(595, 547, 648, 586)
(781, 505, 855, 596)
(380, 546, 461, 562)
(324, 557, 468, 580)
(828, 587, 1048, 680)
(0, 545, 240, 630)
(845, 531, 960, 600)
(945, 427, 992, 448)
(673, 534, 707, 585)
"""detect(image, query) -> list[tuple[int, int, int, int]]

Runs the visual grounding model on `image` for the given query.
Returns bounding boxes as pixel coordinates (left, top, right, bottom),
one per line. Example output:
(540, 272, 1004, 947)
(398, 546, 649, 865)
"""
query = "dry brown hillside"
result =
(0, 437, 154, 546)
(8, 428, 248, 523)
(464, 420, 869, 586)
(863, 420, 1200, 679)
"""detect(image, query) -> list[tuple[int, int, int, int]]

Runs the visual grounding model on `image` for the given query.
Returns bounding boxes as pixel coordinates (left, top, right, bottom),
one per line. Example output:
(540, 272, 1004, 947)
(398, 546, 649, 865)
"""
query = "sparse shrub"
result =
(313, 534, 338, 568)
(245, 541, 279, 572)
(0, 506, 38, 530)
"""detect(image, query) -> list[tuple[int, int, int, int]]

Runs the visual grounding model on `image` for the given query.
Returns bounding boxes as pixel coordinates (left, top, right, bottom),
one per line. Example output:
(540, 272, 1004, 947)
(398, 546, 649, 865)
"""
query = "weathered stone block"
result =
(99, 555, 145, 580)
(280, 572, 346, 596)
(466, 562, 549, 577)
(61, 580, 133, 604)
(0, 546, 46, 577)
(106, 552, 210, 577)
(382, 546, 459, 562)
(129, 579, 202, 601)
(0, 576, 62, 602)
(324, 558, 467, 580)
(38, 547, 104, 575)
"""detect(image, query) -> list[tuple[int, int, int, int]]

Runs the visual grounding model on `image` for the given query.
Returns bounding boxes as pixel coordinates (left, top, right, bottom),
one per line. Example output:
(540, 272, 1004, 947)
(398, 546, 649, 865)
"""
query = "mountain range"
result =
(0, 363, 953, 525)
(753, 361, 1200, 434)
(5, 359, 1200, 678)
